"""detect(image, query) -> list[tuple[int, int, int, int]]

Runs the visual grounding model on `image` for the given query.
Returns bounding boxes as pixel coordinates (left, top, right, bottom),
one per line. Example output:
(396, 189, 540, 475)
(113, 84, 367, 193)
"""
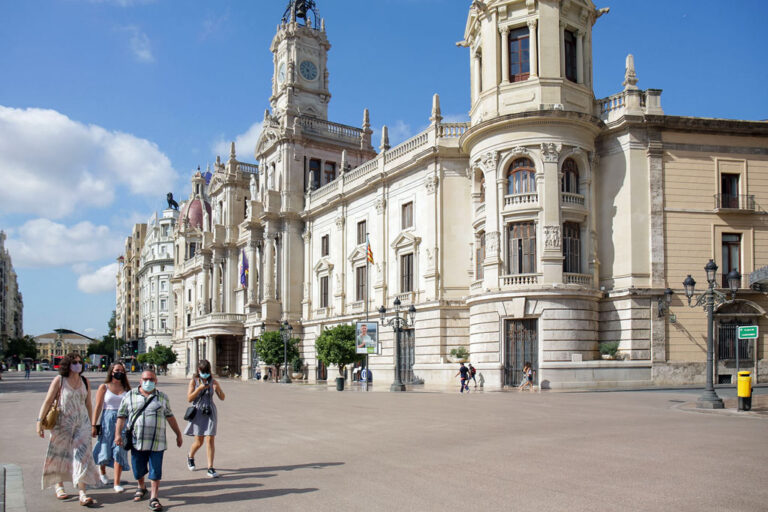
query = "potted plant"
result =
(253, 330, 299, 381)
(315, 324, 361, 391)
(448, 346, 469, 363)
(599, 341, 619, 360)
(291, 357, 304, 380)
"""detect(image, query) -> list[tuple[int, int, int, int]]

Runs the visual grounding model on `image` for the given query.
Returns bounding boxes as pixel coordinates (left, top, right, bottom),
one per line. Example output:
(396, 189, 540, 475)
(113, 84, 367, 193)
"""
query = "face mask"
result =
(142, 380, 156, 392)
(71, 363, 82, 374)
(199, 373, 210, 380)
(113, 372, 125, 381)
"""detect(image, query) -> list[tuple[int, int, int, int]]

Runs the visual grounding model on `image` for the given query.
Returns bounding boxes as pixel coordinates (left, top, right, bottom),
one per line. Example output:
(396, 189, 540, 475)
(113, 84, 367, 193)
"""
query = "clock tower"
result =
(270, 0, 331, 120)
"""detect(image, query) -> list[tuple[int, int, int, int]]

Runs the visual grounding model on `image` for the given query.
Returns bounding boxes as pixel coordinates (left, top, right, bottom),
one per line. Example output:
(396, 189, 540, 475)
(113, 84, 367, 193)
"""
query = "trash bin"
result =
(737, 371, 752, 411)
(335, 377, 345, 391)
(36, 364, 41, 372)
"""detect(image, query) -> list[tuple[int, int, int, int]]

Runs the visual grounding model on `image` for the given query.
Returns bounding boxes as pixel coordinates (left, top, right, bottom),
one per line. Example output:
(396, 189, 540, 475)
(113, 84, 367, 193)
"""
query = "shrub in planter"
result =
(292, 357, 304, 373)
(599, 341, 619, 358)
(315, 324, 362, 384)
(449, 346, 469, 361)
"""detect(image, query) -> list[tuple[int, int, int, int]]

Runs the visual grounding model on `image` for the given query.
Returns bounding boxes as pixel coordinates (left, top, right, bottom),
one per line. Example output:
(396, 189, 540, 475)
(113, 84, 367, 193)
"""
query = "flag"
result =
(366, 235, 374, 264)
(240, 249, 249, 288)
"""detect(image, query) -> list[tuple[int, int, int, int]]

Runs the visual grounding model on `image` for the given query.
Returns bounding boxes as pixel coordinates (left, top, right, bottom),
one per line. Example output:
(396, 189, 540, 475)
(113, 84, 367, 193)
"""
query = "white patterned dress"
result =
(41, 376, 101, 489)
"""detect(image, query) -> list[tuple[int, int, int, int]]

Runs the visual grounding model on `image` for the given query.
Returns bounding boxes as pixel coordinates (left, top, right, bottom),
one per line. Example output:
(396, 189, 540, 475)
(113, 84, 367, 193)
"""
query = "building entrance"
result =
(215, 335, 242, 377)
(503, 319, 538, 387)
(398, 328, 416, 384)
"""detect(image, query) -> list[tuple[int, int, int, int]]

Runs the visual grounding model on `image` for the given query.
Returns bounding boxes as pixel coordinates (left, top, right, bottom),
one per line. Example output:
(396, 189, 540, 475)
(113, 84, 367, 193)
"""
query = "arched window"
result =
(561, 158, 579, 194)
(479, 175, 486, 203)
(507, 158, 536, 195)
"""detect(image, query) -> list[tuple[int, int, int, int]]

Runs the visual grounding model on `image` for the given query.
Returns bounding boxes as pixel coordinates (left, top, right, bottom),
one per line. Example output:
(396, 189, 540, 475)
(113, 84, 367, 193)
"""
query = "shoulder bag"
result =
(40, 376, 63, 430)
(122, 393, 155, 451)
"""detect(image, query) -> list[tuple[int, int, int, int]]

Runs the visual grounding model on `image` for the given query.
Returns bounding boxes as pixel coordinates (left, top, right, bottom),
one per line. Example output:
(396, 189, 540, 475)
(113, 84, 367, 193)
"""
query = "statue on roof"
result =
(167, 193, 179, 210)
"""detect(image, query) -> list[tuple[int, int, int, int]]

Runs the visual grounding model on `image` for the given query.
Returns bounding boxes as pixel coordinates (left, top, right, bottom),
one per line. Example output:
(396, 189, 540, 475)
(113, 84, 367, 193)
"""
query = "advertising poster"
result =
(356, 321, 378, 355)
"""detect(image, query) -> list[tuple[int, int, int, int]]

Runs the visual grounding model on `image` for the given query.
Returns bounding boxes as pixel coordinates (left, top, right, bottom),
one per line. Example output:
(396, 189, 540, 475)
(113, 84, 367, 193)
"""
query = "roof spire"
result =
(430, 93, 442, 124)
(380, 125, 390, 152)
(623, 54, 639, 90)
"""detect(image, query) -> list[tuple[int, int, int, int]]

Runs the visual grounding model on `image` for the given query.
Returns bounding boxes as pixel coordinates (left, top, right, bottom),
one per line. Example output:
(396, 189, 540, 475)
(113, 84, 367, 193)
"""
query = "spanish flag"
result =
(366, 235, 374, 264)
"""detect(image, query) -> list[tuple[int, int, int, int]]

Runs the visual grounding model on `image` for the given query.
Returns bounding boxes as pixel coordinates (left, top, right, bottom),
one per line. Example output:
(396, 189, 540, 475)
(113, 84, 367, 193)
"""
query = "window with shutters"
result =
(400, 253, 414, 292)
(320, 276, 329, 308)
(356, 266, 367, 301)
(508, 27, 530, 82)
(564, 29, 577, 82)
(507, 158, 536, 195)
(561, 158, 579, 194)
(357, 220, 367, 245)
(476, 231, 485, 280)
(321, 235, 329, 257)
(507, 222, 536, 274)
(562, 222, 581, 273)
(402, 202, 413, 230)
(309, 158, 321, 190)
(324, 162, 336, 184)
(721, 233, 741, 288)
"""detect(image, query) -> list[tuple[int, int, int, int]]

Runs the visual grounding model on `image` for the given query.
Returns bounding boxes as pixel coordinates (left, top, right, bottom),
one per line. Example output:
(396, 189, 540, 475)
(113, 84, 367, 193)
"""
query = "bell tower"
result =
(270, 0, 331, 120)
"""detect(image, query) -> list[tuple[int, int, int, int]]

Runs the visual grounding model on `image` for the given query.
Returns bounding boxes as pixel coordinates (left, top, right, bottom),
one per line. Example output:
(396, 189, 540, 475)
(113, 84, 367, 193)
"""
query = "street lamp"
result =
(682, 259, 741, 409)
(657, 287, 674, 317)
(379, 298, 416, 392)
(278, 320, 293, 383)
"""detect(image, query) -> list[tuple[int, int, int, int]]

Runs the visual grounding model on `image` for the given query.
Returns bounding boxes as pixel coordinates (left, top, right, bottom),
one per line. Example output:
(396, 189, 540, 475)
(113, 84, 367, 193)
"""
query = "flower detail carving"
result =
(481, 151, 498, 172)
(425, 174, 439, 195)
(375, 197, 386, 215)
(335, 216, 345, 229)
(544, 225, 561, 249)
(485, 231, 500, 255)
(541, 143, 562, 163)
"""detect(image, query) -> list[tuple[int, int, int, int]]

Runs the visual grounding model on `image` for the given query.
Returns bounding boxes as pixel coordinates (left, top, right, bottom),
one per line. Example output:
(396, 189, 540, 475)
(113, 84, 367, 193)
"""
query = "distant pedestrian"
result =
(185, 359, 226, 478)
(468, 363, 477, 388)
(36, 353, 100, 506)
(91, 362, 131, 492)
(116, 369, 183, 512)
(25, 362, 31, 379)
(519, 362, 535, 391)
(454, 362, 470, 393)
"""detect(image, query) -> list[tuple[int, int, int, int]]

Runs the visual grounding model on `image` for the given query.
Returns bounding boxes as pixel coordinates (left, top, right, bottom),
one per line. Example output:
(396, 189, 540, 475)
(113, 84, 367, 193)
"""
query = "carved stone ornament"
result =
(375, 197, 386, 215)
(302, 230, 311, 243)
(541, 143, 562, 163)
(425, 174, 439, 194)
(544, 225, 561, 250)
(481, 151, 498, 172)
(335, 216, 345, 229)
(511, 146, 530, 157)
(485, 231, 500, 255)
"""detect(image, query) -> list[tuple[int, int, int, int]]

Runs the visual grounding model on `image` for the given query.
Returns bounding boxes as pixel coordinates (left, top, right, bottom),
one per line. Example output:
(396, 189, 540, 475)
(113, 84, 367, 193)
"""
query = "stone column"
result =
(302, 230, 312, 318)
(559, 22, 565, 78)
(527, 20, 538, 77)
(248, 241, 257, 305)
(202, 260, 211, 314)
(241, 335, 251, 382)
(190, 338, 199, 377)
(500, 27, 510, 84)
(540, 143, 563, 284)
(207, 335, 217, 374)
(576, 30, 584, 84)
(264, 236, 275, 300)
(212, 252, 222, 313)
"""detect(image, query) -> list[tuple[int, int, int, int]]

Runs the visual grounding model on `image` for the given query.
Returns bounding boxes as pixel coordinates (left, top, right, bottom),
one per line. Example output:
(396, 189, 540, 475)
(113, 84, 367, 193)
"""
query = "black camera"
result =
(202, 405, 212, 416)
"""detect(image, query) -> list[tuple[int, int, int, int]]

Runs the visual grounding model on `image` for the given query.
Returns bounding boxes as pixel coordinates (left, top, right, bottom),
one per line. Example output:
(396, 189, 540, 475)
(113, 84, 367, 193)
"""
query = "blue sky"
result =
(1, 0, 766, 339)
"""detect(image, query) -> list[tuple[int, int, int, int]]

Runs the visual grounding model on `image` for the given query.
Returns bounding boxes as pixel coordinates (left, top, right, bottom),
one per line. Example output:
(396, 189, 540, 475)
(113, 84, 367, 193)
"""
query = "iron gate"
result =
(717, 321, 754, 360)
(504, 319, 538, 387)
(399, 328, 415, 384)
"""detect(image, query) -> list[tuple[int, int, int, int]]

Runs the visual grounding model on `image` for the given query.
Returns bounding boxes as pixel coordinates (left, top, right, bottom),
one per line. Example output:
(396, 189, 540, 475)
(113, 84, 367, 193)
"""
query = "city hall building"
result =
(118, 0, 768, 389)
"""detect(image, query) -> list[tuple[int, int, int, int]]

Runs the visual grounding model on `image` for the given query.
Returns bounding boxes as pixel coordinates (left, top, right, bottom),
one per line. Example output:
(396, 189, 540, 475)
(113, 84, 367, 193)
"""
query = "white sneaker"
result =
(113, 485, 125, 493)
(99, 474, 109, 485)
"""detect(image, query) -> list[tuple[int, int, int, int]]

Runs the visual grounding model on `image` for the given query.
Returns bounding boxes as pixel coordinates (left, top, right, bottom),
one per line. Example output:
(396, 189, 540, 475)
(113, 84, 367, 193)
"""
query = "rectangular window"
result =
(160, 299, 167, 311)
(562, 222, 581, 273)
(160, 280, 166, 291)
(186, 313, 191, 327)
(508, 27, 530, 82)
(187, 289, 191, 302)
(507, 222, 536, 274)
(160, 318, 166, 330)
(721, 233, 741, 288)
(188, 242, 196, 258)
(400, 253, 414, 292)
(321, 235, 329, 257)
(401, 202, 413, 230)
(324, 162, 336, 184)
(309, 159, 322, 190)
(356, 266, 367, 301)
(564, 29, 577, 82)
(721, 173, 740, 208)
(476, 232, 485, 279)
(357, 220, 367, 245)
(320, 276, 329, 308)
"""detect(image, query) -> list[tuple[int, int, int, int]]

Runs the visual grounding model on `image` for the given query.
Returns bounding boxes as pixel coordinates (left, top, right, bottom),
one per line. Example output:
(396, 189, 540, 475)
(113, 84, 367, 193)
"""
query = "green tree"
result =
(138, 345, 177, 371)
(6, 335, 38, 360)
(315, 324, 360, 377)
(253, 330, 299, 381)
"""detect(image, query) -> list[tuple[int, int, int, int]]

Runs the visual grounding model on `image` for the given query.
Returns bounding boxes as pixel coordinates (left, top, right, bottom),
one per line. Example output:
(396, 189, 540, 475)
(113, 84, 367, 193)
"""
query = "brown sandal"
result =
(134, 488, 148, 502)
(55, 486, 69, 500)
(79, 495, 95, 506)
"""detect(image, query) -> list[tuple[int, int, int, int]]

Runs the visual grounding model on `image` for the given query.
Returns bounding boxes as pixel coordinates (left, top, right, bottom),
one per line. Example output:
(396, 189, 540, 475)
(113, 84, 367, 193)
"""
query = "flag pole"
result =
(365, 233, 370, 391)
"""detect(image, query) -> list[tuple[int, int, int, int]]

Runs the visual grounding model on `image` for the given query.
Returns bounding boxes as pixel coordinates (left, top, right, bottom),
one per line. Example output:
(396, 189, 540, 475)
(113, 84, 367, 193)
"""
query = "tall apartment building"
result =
(115, 223, 146, 352)
(0, 231, 23, 351)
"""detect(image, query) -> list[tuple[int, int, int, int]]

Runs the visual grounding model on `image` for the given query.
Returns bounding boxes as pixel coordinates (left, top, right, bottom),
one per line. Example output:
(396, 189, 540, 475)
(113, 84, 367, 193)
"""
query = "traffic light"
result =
(131, 340, 139, 355)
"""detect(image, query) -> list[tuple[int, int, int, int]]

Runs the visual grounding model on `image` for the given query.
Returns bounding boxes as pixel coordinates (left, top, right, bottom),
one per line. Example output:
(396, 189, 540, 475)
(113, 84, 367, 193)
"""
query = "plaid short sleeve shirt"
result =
(117, 389, 174, 452)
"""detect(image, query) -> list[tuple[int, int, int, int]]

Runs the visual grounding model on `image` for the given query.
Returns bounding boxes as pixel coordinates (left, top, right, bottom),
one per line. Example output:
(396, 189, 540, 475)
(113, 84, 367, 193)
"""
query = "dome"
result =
(180, 197, 211, 230)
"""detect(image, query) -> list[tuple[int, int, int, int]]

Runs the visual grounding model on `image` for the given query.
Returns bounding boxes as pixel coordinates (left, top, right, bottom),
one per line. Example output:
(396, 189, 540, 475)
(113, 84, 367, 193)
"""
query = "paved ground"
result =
(1, 371, 767, 512)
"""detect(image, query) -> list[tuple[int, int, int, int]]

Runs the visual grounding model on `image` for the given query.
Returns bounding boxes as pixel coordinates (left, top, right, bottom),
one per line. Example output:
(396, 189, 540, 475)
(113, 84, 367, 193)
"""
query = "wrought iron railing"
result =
(714, 194, 756, 211)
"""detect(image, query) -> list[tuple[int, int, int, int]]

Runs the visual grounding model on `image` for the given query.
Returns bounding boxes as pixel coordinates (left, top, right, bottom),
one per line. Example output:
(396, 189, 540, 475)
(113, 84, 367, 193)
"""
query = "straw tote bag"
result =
(40, 376, 62, 430)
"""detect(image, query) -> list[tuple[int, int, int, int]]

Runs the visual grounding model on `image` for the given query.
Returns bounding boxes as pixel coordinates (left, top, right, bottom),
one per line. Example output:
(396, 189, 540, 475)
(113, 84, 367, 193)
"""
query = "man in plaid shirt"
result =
(116, 370, 182, 511)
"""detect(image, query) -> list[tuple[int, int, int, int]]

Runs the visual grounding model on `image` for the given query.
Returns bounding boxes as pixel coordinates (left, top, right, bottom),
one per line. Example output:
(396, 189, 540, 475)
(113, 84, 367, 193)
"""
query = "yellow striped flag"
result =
(366, 236, 374, 264)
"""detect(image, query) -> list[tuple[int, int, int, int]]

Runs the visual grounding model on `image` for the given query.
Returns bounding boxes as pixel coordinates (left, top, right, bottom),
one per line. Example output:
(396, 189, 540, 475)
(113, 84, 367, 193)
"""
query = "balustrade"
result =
(564, 273, 593, 286)
(438, 122, 469, 138)
(236, 162, 259, 175)
(504, 193, 538, 207)
(561, 192, 585, 207)
(501, 274, 541, 286)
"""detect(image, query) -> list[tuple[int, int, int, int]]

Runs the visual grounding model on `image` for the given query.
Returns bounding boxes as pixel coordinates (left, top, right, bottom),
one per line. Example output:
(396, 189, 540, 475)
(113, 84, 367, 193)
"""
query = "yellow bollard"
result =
(737, 371, 752, 411)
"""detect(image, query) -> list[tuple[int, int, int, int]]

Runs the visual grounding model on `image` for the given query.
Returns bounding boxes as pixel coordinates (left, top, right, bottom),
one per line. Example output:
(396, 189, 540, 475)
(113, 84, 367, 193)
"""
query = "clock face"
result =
(277, 62, 286, 84)
(299, 60, 318, 81)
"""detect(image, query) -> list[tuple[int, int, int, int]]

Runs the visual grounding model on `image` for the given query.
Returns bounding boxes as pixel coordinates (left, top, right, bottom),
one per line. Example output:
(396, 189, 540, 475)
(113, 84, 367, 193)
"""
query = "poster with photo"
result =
(356, 321, 378, 355)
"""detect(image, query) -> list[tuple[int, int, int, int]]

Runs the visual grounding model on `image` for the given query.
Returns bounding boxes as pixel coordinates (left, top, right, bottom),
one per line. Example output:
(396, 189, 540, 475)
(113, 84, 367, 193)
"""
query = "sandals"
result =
(149, 497, 163, 511)
(55, 486, 69, 500)
(79, 494, 95, 507)
(134, 487, 148, 501)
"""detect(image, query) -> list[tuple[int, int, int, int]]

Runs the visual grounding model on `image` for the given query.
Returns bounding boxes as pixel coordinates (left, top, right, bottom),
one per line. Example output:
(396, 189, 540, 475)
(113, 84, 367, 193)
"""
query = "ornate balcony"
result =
(503, 193, 539, 212)
(501, 273, 541, 286)
(560, 192, 585, 207)
(564, 273, 593, 286)
(714, 194, 756, 212)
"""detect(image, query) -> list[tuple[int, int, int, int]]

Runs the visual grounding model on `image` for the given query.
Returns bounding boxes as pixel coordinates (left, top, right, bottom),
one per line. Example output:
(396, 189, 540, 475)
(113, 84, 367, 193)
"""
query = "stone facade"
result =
(131, 1, 768, 389)
(34, 330, 92, 361)
(0, 231, 23, 352)
(115, 224, 146, 349)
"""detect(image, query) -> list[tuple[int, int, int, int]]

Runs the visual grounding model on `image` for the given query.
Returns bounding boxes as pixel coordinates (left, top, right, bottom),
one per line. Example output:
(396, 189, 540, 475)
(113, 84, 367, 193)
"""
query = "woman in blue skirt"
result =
(91, 362, 131, 492)
(185, 359, 226, 478)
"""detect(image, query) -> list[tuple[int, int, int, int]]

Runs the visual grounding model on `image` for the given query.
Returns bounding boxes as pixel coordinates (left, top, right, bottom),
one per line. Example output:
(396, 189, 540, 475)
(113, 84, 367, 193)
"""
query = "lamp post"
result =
(278, 320, 293, 383)
(682, 259, 741, 409)
(379, 298, 416, 392)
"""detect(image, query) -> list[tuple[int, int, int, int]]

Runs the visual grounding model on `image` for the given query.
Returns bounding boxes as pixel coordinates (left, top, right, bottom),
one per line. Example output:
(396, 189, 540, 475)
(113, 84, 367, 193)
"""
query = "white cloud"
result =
(201, 9, 230, 40)
(78, 263, 119, 294)
(212, 121, 263, 162)
(123, 26, 154, 63)
(5, 219, 124, 268)
(0, 106, 177, 218)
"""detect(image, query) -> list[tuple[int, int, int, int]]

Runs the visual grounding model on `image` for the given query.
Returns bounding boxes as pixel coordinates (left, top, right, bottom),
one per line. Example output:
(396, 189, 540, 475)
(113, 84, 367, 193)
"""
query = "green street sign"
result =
(738, 326, 758, 339)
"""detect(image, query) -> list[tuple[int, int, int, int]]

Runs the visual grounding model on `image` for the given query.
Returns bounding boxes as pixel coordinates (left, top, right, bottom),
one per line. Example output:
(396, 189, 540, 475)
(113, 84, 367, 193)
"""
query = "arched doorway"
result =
(715, 300, 764, 383)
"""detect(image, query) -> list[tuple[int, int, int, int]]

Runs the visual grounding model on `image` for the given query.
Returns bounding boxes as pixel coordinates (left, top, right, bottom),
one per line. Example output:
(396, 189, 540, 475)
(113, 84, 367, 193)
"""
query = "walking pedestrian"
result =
(454, 362, 470, 393)
(25, 362, 31, 379)
(36, 353, 100, 506)
(519, 362, 535, 391)
(185, 359, 226, 478)
(468, 363, 478, 388)
(91, 362, 131, 492)
(115, 369, 182, 512)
